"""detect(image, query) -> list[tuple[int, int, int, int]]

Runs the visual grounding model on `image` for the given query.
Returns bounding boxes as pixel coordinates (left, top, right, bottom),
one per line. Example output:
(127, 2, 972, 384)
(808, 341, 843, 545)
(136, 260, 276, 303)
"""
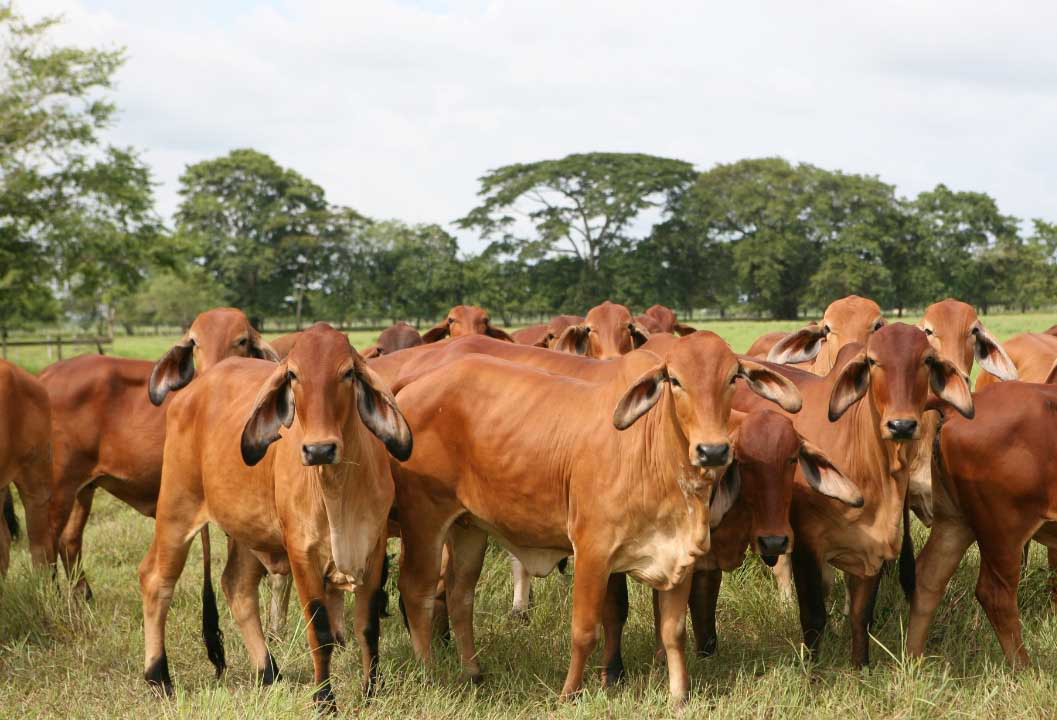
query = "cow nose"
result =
(758, 535, 789, 562)
(695, 443, 730, 467)
(886, 419, 918, 439)
(302, 443, 337, 466)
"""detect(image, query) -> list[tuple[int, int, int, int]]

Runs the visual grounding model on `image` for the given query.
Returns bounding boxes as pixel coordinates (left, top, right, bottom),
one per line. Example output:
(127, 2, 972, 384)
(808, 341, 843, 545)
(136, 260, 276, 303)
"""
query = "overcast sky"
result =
(33, 0, 1057, 251)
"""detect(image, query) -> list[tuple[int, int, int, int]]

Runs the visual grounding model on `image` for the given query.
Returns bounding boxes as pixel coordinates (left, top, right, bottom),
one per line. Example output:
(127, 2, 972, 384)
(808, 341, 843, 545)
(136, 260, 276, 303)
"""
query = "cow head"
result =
(919, 298, 1016, 381)
(149, 307, 279, 406)
(769, 295, 885, 373)
(730, 409, 861, 564)
(531, 315, 584, 348)
(642, 304, 697, 336)
(828, 324, 973, 440)
(240, 324, 412, 467)
(555, 301, 651, 359)
(421, 305, 513, 343)
(612, 332, 803, 476)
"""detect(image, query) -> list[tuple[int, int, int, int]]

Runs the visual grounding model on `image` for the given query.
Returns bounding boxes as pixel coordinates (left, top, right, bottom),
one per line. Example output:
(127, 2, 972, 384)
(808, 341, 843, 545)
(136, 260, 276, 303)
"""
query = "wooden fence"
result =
(1, 335, 112, 361)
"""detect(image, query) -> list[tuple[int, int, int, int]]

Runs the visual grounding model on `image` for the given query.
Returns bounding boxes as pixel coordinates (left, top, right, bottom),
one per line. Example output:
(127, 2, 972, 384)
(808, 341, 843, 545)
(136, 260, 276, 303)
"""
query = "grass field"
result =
(4, 312, 1057, 719)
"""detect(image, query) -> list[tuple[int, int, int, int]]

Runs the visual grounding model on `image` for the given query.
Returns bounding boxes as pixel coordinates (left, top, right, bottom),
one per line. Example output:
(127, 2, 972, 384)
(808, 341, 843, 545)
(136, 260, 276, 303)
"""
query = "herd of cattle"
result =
(4, 297, 1057, 710)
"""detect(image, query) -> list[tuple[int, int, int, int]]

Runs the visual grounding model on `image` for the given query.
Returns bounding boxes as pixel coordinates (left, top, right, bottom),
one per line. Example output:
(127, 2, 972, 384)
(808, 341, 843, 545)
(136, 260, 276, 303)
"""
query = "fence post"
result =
(56, 335, 62, 361)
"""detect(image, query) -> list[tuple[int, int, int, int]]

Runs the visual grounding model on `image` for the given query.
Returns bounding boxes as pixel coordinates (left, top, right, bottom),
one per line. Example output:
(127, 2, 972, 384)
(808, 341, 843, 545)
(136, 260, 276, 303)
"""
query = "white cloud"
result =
(30, 0, 1057, 250)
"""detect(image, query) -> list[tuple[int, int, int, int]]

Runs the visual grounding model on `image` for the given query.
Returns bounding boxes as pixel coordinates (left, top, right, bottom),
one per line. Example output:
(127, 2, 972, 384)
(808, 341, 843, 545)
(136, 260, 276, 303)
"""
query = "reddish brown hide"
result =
(421, 305, 513, 343)
(511, 315, 583, 348)
(640, 304, 696, 336)
(768, 295, 885, 374)
(553, 301, 651, 359)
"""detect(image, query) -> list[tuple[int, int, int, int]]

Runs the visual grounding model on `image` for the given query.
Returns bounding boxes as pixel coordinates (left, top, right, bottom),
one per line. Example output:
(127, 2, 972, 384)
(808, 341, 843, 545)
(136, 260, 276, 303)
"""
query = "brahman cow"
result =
(421, 305, 514, 343)
(139, 324, 410, 712)
(362, 322, 424, 358)
(975, 331, 1056, 390)
(0, 359, 54, 575)
(390, 332, 802, 703)
(908, 381, 1057, 667)
(552, 301, 651, 359)
(735, 324, 973, 666)
(768, 295, 885, 374)
(511, 315, 583, 348)
(41, 307, 276, 599)
(637, 304, 696, 336)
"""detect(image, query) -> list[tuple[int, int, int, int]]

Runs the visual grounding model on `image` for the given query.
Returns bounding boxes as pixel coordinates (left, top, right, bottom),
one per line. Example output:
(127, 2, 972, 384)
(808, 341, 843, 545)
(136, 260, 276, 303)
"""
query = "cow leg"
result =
(791, 544, 827, 657)
(689, 568, 721, 657)
(139, 517, 200, 696)
(445, 524, 488, 683)
(846, 571, 883, 667)
(289, 552, 339, 712)
(0, 490, 10, 577)
(600, 572, 629, 686)
(220, 539, 278, 684)
(352, 536, 388, 697)
(324, 585, 346, 648)
(13, 455, 55, 568)
(432, 546, 451, 644)
(769, 555, 794, 602)
(559, 554, 610, 700)
(657, 575, 693, 705)
(907, 519, 974, 656)
(396, 513, 450, 665)
(266, 574, 293, 640)
(58, 485, 96, 600)
(975, 543, 1029, 669)
(1047, 547, 1057, 608)
(511, 555, 533, 619)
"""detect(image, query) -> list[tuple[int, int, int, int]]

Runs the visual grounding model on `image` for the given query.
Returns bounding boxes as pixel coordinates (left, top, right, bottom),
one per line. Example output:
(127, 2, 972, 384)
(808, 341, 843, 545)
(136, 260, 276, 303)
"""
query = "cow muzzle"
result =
(302, 442, 339, 466)
(757, 535, 789, 565)
(693, 442, 730, 468)
(884, 418, 919, 441)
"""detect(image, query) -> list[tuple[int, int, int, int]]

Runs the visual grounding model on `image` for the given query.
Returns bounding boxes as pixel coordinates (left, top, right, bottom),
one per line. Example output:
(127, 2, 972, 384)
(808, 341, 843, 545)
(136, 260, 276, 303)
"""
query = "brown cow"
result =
(735, 324, 973, 666)
(908, 382, 1057, 667)
(139, 325, 410, 711)
(362, 322, 424, 359)
(421, 305, 514, 343)
(597, 409, 861, 680)
(391, 332, 802, 703)
(746, 330, 797, 359)
(42, 307, 276, 599)
(0, 360, 54, 575)
(511, 315, 583, 348)
(975, 331, 1057, 389)
(640, 304, 696, 336)
(553, 301, 651, 359)
(768, 295, 885, 374)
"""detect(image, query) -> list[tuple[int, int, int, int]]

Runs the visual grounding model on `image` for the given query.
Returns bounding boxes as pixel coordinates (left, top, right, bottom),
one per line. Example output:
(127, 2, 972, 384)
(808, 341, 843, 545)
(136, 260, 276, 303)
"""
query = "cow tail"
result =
(899, 502, 915, 602)
(200, 525, 226, 678)
(3, 489, 19, 541)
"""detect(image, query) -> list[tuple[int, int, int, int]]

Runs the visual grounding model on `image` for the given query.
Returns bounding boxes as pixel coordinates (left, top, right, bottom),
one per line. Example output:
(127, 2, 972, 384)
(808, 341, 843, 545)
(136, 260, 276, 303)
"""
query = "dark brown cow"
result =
(139, 325, 409, 711)
(421, 305, 514, 343)
(362, 322, 424, 359)
(640, 304, 696, 336)
(391, 333, 802, 703)
(735, 324, 973, 666)
(908, 382, 1057, 667)
(42, 307, 275, 598)
(0, 360, 54, 574)
(553, 301, 651, 359)
(511, 315, 583, 348)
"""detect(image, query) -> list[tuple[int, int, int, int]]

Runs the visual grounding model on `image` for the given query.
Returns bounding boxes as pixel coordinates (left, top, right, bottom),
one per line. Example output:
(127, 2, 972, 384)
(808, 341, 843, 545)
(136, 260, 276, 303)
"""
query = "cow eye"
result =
(669, 376, 681, 389)
(287, 370, 298, 382)
(822, 325, 831, 336)
(237, 337, 248, 346)
(865, 357, 876, 368)
(788, 456, 798, 465)
(923, 328, 933, 336)
(873, 320, 885, 331)
(343, 368, 356, 381)
(446, 317, 454, 325)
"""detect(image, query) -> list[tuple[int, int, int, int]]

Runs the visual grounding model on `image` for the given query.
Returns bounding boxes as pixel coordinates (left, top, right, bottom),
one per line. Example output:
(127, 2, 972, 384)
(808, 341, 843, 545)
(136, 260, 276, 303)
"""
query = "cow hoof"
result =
(73, 578, 93, 603)
(334, 631, 347, 649)
(697, 635, 717, 657)
(313, 684, 337, 714)
(511, 608, 531, 624)
(258, 653, 282, 686)
(364, 673, 384, 698)
(465, 671, 485, 686)
(601, 659, 625, 686)
(144, 654, 173, 698)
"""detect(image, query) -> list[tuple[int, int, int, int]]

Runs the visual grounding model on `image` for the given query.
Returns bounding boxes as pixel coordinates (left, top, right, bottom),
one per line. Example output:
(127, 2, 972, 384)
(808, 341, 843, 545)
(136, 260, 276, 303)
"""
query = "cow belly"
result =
(614, 532, 703, 591)
(1033, 521, 1057, 548)
(469, 517, 569, 576)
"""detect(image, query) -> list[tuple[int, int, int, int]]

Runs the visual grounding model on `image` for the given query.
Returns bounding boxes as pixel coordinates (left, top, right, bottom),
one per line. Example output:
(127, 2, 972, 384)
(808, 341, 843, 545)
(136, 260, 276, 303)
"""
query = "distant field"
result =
(4, 312, 1057, 719)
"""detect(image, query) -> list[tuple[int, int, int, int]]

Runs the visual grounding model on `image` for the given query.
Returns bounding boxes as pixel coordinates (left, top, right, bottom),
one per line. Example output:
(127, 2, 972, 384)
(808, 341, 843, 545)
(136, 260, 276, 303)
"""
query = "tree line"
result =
(3, 5, 1056, 336)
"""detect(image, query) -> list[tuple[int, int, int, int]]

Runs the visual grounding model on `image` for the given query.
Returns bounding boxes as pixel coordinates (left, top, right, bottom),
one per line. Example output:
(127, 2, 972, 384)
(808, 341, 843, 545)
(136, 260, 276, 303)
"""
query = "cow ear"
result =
(828, 352, 870, 421)
(971, 324, 1017, 381)
(148, 337, 196, 406)
(421, 321, 450, 344)
(737, 358, 802, 413)
(613, 364, 667, 430)
(768, 324, 826, 365)
(532, 333, 553, 348)
(554, 325, 591, 356)
(928, 356, 974, 419)
(629, 322, 650, 348)
(673, 323, 696, 337)
(249, 333, 280, 362)
(709, 463, 741, 529)
(361, 344, 383, 359)
(485, 324, 514, 342)
(354, 360, 413, 461)
(241, 362, 294, 466)
(798, 439, 863, 507)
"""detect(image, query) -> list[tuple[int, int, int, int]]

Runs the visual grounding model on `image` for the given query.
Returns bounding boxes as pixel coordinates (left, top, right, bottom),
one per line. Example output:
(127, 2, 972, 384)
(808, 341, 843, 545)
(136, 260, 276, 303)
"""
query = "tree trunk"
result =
(294, 286, 305, 331)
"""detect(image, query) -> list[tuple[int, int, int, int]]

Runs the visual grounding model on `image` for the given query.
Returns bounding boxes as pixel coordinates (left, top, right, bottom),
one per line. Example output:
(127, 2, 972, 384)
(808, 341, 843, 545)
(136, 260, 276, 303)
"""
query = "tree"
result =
(175, 149, 330, 327)
(117, 266, 227, 332)
(0, 4, 165, 333)
(456, 152, 696, 306)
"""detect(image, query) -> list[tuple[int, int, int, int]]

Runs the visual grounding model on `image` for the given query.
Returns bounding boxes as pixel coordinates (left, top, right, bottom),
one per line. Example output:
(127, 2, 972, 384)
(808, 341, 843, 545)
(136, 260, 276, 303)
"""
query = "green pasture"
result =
(4, 312, 1057, 719)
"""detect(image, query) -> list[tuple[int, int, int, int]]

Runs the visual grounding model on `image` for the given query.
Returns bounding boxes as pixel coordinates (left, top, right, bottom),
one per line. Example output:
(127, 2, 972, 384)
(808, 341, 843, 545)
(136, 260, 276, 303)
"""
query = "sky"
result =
(30, 0, 1057, 251)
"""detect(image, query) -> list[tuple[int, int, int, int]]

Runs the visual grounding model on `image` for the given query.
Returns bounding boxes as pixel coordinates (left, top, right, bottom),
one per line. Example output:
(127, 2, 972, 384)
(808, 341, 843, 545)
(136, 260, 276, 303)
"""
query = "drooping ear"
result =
(240, 362, 294, 466)
(554, 325, 591, 356)
(532, 333, 554, 348)
(148, 337, 196, 406)
(354, 360, 413, 461)
(249, 333, 281, 363)
(928, 356, 974, 419)
(628, 322, 650, 349)
(673, 323, 696, 337)
(767, 324, 827, 365)
(709, 463, 742, 529)
(737, 358, 802, 413)
(828, 352, 870, 421)
(361, 344, 384, 359)
(798, 439, 863, 507)
(613, 363, 668, 430)
(421, 321, 450, 344)
(971, 324, 1017, 381)
(485, 324, 514, 342)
